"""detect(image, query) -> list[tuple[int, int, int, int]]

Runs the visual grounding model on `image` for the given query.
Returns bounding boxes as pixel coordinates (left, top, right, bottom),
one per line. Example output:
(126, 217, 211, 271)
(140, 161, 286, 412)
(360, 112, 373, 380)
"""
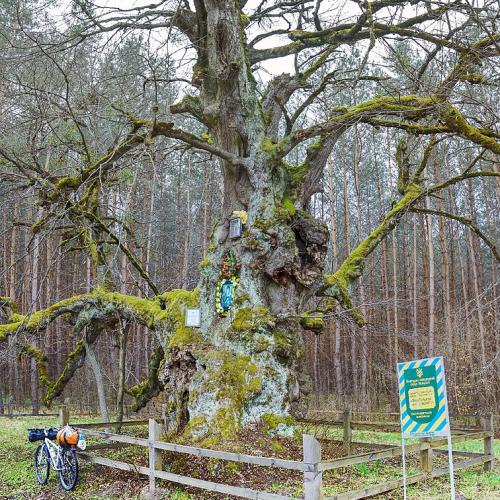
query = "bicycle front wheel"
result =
(58, 448, 79, 491)
(34, 443, 50, 484)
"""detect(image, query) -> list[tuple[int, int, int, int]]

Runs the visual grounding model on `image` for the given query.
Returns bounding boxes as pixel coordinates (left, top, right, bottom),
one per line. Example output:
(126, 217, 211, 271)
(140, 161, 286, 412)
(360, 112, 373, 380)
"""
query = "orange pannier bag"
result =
(56, 426, 79, 447)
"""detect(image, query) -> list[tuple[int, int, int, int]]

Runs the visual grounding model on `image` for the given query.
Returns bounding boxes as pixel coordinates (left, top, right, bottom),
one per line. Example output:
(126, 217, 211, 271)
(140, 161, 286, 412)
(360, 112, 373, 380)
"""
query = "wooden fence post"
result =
(59, 405, 69, 427)
(343, 409, 352, 456)
(148, 418, 163, 494)
(303, 434, 322, 500)
(419, 437, 433, 473)
(482, 414, 494, 472)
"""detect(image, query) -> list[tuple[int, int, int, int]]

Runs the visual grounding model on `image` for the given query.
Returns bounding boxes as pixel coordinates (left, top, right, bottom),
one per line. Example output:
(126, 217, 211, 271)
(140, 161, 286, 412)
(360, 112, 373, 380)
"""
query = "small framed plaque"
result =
(185, 308, 201, 328)
(229, 217, 242, 239)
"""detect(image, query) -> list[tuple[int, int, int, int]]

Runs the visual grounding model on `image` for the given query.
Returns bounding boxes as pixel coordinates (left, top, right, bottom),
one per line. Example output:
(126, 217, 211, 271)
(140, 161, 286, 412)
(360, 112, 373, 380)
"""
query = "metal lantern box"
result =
(229, 217, 243, 239)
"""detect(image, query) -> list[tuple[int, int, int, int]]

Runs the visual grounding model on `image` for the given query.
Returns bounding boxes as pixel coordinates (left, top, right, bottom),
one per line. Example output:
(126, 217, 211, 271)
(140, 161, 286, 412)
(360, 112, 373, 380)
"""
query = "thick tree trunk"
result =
(152, 1, 330, 438)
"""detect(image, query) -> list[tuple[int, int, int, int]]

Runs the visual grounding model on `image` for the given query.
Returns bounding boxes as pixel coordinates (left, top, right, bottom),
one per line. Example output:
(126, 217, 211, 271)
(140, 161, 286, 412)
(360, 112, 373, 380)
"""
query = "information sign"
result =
(398, 357, 450, 438)
(397, 356, 455, 499)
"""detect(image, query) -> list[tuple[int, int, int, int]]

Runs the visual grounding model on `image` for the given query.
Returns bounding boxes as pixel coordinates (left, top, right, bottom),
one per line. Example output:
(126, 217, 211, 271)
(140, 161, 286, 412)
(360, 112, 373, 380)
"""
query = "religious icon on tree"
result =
(216, 250, 240, 316)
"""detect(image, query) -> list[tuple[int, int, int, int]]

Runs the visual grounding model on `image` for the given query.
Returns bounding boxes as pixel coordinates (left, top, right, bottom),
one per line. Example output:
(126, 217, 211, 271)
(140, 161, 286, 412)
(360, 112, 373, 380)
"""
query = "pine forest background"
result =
(0, 1, 498, 417)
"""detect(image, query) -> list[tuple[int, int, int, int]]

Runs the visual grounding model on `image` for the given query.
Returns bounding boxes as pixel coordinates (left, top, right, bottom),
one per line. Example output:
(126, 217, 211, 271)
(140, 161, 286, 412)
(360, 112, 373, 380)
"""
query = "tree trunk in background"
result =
(84, 256, 109, 422)
(143, 176, 155, 373)
(466, 181, 487, 369)
(382, 243, 392, 361)
(425, 196, 435, 356)
(387, 133, 399, 370)
(6, 200, 19, 404)
(202, 164, 211, 259)
(182, 157, 192, 288)
(457, 229, 473, 364)
(412, 215, 419, 358)
(342, 157, 357, 399)
(84, 338, 110, 423)
(353, 127, 367, 406)
(391, 239, 399, 365)
(30, 206, 42, 415)
(44, 230, 53, 375)
(55, 236, 63, 370)
(401, 217, 410, 355)
(2, 209, 9, 293)
(435, 161, 453, 362)
(481, 178, 498, 354)
(467, 228, 486, 367)
(116, 319, 130, 430)
(327, 158, 343, 397)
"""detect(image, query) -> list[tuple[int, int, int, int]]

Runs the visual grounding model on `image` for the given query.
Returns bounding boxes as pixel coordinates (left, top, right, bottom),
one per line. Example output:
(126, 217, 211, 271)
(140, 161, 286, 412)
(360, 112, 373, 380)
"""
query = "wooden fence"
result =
(61, 408, 494, 500)
(297, 409, 493, 455)
(317, 421, 494, 499)
(73, 420, 311, 499)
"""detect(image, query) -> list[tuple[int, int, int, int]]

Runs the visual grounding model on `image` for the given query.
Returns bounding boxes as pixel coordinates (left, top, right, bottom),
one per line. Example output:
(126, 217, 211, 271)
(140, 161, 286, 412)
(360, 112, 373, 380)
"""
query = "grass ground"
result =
(0, 415, 497, 499)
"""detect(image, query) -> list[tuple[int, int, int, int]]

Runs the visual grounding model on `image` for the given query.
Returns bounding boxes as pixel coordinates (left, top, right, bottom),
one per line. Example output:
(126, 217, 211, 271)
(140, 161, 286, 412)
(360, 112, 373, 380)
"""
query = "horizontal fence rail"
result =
(77, 427, 313, 472)
(73, 419, 303, 500)
(318, 430, 493, 471)
(79, 453, 291, 500)
(60, 406, 495, 500)
(75, 419, 149, 429)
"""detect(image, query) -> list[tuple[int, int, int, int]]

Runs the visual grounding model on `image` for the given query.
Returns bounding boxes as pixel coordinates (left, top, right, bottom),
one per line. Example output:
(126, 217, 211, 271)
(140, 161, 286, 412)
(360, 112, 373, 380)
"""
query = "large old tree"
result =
(1, 0, 499, 437)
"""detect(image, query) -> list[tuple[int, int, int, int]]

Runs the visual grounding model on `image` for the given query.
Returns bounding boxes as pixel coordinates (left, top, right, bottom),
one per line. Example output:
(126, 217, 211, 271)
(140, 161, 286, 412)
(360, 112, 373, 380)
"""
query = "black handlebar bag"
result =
(28, 428, 58, 442)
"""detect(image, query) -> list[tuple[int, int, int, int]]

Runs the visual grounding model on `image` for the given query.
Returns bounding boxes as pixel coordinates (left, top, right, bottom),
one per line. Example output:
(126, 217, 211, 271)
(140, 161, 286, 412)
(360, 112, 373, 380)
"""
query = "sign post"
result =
(397, 357, 455, 500)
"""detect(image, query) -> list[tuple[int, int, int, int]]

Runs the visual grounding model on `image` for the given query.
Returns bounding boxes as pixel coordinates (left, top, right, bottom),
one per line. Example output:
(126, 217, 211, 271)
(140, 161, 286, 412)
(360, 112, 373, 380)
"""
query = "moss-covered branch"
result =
(251, 3, 456, 63)
(318, 183, 424, 324)
(428, 171, 500, 194)
(412, 208, 499, 262)
(21, 339, 88, 406)
(0, 294, 93, 340)
(83, 210, 160, 295)
(287, 96, 499, 157)
(44, 340, 87, 405)
(316, 159, 499, 325)
(46, 118, 244, 204)
(125, 345, 165, 411)
(20, 344, 52, 388)
(0, 288, 198, 340)
(0, 296, 19, 315)
(1, 287, 199, 409)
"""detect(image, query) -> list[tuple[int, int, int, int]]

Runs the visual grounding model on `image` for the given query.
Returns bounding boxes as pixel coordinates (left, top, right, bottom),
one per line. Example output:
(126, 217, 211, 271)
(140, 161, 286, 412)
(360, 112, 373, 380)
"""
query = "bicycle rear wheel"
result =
(34, 443, 50, 484)
(58, 448, 79, 491)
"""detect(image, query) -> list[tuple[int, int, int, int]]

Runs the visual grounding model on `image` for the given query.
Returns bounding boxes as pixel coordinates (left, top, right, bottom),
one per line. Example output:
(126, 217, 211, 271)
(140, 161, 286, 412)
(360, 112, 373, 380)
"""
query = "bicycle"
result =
(29, 427, 86, 491)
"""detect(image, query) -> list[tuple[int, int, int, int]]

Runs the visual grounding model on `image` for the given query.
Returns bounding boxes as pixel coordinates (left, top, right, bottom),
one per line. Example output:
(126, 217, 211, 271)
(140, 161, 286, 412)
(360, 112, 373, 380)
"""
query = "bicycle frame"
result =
(44, 437, 65, 471)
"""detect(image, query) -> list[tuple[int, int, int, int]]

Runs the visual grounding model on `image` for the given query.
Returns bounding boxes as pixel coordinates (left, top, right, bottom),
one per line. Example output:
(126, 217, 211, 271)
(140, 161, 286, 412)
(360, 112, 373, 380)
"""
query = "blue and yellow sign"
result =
(397, 357, 450, 438)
